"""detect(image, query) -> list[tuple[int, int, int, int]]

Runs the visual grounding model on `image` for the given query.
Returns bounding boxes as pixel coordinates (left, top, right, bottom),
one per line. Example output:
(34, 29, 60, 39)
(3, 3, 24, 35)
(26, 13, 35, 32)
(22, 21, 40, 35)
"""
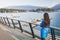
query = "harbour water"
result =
(0, 12, 60, 36)
(0, 12, 60, 27)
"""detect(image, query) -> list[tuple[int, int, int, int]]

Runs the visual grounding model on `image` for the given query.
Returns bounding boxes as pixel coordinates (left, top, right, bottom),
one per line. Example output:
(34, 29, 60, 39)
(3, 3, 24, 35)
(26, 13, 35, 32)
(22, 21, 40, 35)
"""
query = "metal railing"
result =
(0, 17, 60, 40)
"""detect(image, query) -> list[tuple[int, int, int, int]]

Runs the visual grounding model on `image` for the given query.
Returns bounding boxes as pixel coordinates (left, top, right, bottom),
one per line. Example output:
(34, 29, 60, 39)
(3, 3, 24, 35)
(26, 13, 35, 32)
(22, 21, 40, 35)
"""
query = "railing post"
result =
(0, 17, 2, 23)
(2, 17, 5, 24)
(3, 17, 7, 25)
(11, 19, 15, 29)
(51, 28, 56, 40)
(0, 17, 1, 23)
(29, 23, 35, 38)
(2, 17, 3, 24)
(6, 18, 10, 26)
(18, 20, 23, 32)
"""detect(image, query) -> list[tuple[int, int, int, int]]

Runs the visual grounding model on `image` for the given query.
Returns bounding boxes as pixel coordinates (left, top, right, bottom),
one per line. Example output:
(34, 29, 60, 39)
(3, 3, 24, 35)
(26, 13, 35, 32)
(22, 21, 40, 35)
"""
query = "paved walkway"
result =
(0, 23, 39, 40)
(0, 27, 15, 40)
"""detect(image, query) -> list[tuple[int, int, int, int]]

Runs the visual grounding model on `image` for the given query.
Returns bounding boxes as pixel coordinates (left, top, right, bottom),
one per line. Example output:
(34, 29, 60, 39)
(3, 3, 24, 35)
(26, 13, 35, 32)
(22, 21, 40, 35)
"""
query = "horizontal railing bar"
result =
(1, 17, 33, 24)
(49, 26, 60, 31)
(1, 17, 60, 31)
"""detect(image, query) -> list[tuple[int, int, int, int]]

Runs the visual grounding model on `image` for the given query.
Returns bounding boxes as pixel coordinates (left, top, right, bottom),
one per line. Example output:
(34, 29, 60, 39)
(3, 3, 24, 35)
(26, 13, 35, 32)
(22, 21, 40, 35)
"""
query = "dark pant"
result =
(41, 38, 45, 40)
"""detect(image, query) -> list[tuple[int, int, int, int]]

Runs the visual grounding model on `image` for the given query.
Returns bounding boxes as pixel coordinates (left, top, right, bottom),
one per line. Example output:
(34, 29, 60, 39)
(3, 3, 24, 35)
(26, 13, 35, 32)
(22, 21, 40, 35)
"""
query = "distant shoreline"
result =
(0, 8, 57, 13)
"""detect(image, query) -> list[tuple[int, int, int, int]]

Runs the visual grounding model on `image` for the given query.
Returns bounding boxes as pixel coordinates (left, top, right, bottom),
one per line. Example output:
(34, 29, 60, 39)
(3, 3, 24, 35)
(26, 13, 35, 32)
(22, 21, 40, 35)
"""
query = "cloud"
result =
(0, 0, 60, 8)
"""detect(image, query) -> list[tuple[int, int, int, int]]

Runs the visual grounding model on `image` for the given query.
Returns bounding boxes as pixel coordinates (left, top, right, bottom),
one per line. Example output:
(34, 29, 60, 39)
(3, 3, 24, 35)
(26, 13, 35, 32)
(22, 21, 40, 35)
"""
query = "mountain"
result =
(4, 5, 47, 10)
(52, 4, 60, 10)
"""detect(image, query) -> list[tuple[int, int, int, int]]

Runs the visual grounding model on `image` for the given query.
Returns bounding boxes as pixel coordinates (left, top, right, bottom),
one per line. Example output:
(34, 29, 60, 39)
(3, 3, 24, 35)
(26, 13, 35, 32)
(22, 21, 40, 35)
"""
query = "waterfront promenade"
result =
(0, 17, 60, 40)
(0, 24, 15, 40)
(0, 23, 39, 40)
(0, 27, 15, 40)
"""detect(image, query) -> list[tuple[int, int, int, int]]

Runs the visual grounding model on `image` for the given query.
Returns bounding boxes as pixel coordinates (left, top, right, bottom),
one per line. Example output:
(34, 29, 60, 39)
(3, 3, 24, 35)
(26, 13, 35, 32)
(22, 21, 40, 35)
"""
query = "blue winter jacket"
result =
(40, 20, 49, 38)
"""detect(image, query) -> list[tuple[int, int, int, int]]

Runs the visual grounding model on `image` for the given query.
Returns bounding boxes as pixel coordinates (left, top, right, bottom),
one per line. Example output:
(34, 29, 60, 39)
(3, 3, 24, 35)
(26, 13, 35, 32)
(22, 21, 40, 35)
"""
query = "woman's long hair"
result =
(44, 13, 50, 27)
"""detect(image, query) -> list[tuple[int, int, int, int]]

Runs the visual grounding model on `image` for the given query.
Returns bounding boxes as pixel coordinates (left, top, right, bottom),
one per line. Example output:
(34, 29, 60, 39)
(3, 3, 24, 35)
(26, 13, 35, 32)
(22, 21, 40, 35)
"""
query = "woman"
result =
(40, 13, 50, 40)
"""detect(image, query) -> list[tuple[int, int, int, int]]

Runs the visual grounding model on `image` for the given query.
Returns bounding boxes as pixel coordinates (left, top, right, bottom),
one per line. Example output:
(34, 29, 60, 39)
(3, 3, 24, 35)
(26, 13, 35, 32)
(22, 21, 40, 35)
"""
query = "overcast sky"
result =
(0, 0, 60, 8)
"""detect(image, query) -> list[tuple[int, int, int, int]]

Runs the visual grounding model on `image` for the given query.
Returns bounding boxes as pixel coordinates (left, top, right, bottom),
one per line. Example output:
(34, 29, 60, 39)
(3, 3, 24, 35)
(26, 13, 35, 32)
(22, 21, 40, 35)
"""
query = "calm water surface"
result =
(0, 12, 60, 27)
